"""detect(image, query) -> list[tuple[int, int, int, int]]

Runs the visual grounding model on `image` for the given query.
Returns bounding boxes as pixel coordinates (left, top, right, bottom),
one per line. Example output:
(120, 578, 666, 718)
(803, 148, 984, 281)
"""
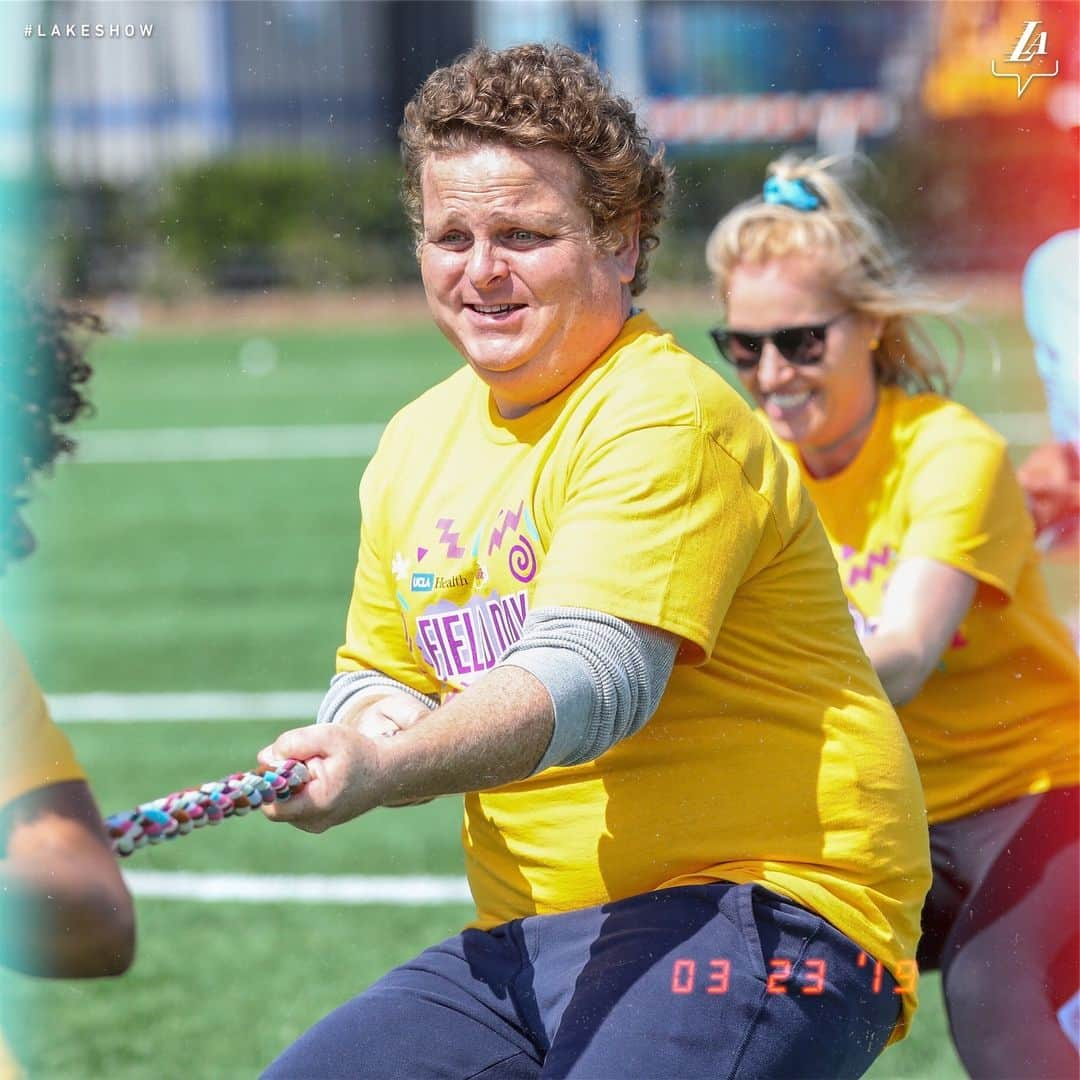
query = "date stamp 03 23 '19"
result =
(670, 953, 918, 997)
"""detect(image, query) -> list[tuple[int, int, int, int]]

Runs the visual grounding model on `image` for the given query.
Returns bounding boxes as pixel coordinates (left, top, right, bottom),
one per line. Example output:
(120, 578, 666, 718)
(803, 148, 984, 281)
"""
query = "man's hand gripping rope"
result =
(104, 692, 437, 854)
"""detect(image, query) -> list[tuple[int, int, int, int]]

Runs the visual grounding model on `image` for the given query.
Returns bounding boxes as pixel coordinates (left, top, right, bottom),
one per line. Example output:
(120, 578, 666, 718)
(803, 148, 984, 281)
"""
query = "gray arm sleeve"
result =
(317, 670, 439, 725)
(497, 606, 678, 774)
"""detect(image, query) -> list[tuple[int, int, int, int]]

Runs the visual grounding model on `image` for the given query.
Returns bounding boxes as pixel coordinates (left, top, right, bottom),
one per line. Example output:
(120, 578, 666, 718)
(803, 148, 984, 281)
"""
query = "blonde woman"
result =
(708, 157, 1079, 1078)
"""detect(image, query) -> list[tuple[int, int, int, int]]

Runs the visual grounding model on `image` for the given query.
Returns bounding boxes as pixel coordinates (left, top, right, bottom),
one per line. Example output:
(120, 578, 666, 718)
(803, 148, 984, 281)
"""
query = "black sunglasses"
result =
(709, 312, 849, 371)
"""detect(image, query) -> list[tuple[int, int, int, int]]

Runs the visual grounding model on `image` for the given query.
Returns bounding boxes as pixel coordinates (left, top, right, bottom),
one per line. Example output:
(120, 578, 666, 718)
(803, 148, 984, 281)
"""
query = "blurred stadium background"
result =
(0, 1, 1076, 1077)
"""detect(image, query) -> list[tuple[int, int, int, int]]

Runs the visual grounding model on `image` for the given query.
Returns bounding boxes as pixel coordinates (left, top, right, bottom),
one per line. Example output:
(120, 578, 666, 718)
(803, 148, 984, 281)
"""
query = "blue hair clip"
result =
(762, 176, 824, 212)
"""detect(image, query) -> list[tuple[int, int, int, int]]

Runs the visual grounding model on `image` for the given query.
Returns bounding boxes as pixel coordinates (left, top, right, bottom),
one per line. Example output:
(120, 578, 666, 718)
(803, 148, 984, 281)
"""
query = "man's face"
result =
(419, 143, 639, 418)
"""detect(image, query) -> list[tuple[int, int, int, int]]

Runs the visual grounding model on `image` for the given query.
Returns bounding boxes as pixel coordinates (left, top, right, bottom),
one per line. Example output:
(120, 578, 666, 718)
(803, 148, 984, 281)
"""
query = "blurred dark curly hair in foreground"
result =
(1, 283, 99, 507)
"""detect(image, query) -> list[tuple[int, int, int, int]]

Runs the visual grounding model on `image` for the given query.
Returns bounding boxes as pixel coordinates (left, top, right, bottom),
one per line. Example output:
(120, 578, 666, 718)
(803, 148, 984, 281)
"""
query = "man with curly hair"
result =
(259, 45, 930, 1078)
(0, 285, 134, 995)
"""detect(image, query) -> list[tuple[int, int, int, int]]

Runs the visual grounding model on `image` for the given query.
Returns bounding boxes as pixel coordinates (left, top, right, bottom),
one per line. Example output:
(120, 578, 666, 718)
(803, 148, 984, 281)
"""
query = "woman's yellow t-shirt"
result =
(781, 387, 1078, 823)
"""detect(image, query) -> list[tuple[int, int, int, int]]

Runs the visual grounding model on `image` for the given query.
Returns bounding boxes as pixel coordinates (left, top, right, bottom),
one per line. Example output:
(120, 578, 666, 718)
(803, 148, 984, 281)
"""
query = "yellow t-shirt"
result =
(1, 624, 85, 808)
(0, 623, 85, 1078)
(0, 1029, 18, 1080)
(783, 387, 1079, 823)
(339, 314, 930, 1035)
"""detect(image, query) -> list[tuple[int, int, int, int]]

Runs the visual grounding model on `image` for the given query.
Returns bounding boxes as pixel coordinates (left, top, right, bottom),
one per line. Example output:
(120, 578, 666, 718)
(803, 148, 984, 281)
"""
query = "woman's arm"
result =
(0, 780, 136, 977)
(862, 556, 977, 706)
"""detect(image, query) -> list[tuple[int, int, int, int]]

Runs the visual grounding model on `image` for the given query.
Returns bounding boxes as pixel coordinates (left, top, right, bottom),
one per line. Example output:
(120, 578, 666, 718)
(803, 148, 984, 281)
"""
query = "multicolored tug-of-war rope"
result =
(105, 759, 311, 858)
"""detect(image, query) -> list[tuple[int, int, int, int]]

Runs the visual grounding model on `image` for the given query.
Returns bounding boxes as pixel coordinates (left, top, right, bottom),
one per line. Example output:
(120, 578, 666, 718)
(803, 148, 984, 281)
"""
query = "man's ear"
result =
(614, 212, 641, 284)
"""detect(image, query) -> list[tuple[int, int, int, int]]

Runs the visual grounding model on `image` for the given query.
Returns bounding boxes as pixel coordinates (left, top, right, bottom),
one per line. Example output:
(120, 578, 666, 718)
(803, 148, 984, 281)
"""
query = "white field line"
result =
(48, 690, 323, 723)
(122, 869, 472, 906)
(70, 423, 385, 463)
(67, 411, 1048, 465)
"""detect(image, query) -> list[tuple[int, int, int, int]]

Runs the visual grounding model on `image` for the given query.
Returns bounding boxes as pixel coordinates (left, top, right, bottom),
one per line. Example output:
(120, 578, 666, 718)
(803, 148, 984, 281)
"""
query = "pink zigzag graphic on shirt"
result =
(488, 502, 524, 555)
(416, 546, 428, 562)
(846, 545, 895, 587)
(435, 518, 466, 559)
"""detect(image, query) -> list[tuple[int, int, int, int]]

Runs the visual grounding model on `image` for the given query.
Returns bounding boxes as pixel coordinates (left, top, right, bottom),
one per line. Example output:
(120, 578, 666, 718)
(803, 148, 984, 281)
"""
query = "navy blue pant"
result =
(264, 883, 900, 1079)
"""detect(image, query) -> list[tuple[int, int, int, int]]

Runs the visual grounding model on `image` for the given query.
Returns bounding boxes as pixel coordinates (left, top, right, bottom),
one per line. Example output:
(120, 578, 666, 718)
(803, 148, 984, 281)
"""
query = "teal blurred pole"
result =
(0, 0, 45, 585)
(0, 0, 46, 1064)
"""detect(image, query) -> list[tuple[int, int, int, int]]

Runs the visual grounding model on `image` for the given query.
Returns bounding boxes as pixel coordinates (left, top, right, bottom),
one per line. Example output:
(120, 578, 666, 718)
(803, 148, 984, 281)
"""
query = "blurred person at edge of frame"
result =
(257, 44, 931, 1080)
(1018, 228, 1080, 554)
(0, 288, 135, 1010)
(707, 157, 1080, 1078)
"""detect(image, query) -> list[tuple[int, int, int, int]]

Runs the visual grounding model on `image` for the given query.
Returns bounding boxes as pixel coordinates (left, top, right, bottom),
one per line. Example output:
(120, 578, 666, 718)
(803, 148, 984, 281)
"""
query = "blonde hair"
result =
(706, 154, 958, 395)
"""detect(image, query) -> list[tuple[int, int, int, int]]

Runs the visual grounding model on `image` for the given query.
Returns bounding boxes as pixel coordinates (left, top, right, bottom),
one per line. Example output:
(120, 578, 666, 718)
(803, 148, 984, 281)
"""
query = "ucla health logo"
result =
(411, 572, 435, 593)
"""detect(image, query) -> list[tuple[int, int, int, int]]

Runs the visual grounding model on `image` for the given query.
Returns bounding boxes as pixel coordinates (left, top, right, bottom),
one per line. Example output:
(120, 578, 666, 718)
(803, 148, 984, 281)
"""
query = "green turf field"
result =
(0, 298, 1069, 1077)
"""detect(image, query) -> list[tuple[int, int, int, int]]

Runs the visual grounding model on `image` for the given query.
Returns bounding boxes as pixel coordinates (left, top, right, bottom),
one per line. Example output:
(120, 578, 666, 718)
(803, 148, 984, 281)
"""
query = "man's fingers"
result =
(257, 723, 381, 831)
(343, 695, 433, 740)
(353, 712, 403, 740)
(380, 695, 435, 730)
(261, 790, 329, 832)
(257, 724, 336, 769)
(257, 727, 335, 827)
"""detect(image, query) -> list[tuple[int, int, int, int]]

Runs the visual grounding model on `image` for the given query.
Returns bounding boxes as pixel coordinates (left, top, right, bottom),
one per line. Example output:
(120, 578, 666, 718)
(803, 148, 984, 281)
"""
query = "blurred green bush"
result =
(48, 154, 420, 296)
(43, 125, 1073, 298)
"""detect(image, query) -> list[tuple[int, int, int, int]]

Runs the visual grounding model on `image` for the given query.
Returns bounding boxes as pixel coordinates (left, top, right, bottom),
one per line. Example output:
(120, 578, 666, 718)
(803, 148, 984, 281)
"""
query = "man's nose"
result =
(467, 241, 509, 289)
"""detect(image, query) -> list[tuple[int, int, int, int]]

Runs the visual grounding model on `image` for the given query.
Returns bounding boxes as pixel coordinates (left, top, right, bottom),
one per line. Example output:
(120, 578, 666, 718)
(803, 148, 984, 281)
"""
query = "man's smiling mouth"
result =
(467, 303, 525, 315)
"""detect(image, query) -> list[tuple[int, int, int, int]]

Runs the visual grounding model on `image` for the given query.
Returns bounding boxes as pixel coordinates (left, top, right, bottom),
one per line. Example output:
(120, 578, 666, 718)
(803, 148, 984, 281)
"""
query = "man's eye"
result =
(438, 231, 468, 246)
(508, 230, 541, 243)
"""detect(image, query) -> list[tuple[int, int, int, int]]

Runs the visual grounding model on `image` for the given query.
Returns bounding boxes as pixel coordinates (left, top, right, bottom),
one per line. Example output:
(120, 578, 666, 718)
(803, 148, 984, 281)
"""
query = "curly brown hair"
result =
(1, 285, 98, 532)
(400, 43, 670, 296)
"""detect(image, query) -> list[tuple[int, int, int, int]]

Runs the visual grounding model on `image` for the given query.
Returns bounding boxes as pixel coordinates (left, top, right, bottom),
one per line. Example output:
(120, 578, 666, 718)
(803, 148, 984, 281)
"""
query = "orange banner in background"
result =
(922, 0, 1076, 118)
